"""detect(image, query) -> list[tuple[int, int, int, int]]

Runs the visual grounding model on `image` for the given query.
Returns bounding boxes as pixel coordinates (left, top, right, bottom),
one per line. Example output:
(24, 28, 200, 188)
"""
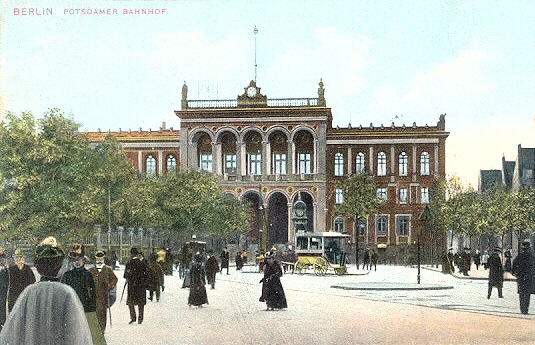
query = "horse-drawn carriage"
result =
(293, 231, 350, 276)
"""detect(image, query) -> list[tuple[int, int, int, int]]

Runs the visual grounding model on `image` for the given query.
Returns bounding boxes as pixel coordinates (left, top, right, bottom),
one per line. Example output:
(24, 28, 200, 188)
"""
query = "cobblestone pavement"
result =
(104, 264, 535, 345)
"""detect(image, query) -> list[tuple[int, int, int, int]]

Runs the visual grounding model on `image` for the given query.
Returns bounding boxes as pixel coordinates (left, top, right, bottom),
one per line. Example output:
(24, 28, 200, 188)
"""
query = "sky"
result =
(1, 0, 534, 188)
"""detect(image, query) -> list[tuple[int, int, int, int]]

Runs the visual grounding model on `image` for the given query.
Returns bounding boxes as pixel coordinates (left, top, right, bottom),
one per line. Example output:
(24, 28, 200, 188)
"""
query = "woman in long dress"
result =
(259, 251, 287, 310)
(188, 253, 208, 307)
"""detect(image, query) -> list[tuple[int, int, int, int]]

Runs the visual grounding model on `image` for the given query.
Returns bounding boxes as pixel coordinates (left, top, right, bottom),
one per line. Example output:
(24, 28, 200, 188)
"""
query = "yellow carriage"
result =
(294, 231, 350, 276)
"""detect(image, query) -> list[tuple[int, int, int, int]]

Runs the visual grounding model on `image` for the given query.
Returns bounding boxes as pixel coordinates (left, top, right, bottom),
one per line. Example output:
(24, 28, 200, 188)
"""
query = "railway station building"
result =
(87, 80, 449, 263)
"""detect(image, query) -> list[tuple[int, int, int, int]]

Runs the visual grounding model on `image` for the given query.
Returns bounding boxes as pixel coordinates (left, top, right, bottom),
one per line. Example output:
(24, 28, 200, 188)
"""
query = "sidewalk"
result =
(423, 263, 516, 281)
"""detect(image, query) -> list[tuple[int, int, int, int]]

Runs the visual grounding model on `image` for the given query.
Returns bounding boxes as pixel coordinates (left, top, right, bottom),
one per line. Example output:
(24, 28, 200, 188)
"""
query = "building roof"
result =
(478, 169, 503, 192)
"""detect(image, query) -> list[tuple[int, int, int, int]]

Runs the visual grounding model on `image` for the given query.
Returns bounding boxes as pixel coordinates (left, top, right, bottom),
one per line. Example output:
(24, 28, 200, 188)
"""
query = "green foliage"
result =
(0, 110, 135, 242)
(335, 173, 381, 221)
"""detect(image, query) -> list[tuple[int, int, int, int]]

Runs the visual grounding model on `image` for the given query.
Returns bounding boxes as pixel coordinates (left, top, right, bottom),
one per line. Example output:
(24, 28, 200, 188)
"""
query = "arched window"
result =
(420, 152, 430, 175)
(146, 155, 156, 177)
(377, 152, 387, 176)
(334, 152, 344, 176)
(167, 154, 177, 172)
(355, 152, 365, 174)
(398, 152, 408, 176)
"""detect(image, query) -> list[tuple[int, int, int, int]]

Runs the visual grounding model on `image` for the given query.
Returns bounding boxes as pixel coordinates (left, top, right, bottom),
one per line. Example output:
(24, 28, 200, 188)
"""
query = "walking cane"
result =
(120, 281, 127, 303)
(108, 305, 112, 327)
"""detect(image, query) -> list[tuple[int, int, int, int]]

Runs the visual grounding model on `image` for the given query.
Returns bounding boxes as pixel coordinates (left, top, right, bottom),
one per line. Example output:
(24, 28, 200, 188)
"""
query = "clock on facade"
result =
(247, 86, 257, 97)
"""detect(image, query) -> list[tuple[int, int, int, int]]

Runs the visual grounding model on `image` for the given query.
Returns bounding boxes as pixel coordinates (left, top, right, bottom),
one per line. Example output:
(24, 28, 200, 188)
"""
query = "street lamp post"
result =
(417, 234, 421, 284)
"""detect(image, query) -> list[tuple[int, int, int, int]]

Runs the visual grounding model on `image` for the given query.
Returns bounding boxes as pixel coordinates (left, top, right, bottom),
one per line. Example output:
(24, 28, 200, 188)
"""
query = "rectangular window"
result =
(397, 216, 409, 236)
(334, 217, 345, 232)
(249, 153, 261, 175)
(200, 154, 212, 172)
(377, 187, 387, 202)
(377, 215, 388, 235)
(299, 153, 312, 174)
(273, 153, 287, 174)
(421, 187, 429, 204)
(334, 153, 344, 176)
(399, 188, 408, 204)
(225, 154, 237, 174)
(335, 188, 344, 204)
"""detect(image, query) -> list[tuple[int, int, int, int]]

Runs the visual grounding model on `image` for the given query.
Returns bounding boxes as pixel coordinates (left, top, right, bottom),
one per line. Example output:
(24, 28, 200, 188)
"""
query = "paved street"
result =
(104, 264, 535, 345)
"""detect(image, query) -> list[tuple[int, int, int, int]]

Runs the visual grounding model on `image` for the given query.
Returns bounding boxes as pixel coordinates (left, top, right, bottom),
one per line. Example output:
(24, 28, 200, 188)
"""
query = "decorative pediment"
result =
(237, 80, 267, 107)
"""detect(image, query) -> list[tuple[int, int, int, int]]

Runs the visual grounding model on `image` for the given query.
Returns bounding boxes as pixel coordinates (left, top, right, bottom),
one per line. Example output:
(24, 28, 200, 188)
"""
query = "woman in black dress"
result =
(259, 251, 287, 310)
(188, 253, 208, 307)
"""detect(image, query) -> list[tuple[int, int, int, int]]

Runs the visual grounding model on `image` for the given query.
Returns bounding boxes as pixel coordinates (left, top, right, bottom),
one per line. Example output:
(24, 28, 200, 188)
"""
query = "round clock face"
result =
(296, 209, 305, 217)
(247, 87, 257, 97)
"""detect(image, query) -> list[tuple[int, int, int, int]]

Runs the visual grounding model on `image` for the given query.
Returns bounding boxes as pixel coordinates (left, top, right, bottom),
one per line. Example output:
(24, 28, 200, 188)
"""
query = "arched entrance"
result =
(267, 192, 288, 246)
(241, 191, 263, 246)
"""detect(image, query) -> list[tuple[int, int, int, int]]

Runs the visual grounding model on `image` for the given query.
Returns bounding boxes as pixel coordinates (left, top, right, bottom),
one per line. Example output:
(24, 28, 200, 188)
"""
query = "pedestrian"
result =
(165, 248, 174, 276)
(473, 249, 481, 270)
(363, 248, 370, 270)
(481, 250, 489, 270)
(8, 248, 36, 312)
(242, 250, 248, 264)
(259, 251, 287, 311)
(460, 248, 471, 276)
(147, 253, 164, 302)
(504, 249, 512, 273)
(235, 251, 243, 271)
(124, 247, 150, 324)
(182, 254, 193, 289)
(205, 251, 219, 289)
(61, 244, 105, 345)
(188, 253, 208, 307)
(371, 250, 378, 271)
(0, 236, 93, 345)
(487, 247, 504, 299)
(512, 240, 535, 314)
(0, 247, 9, 332)
(220, 247, 230, 275)
(447, 248, 455, 273)
(89, 250, 118, 333)
(441, 250, 452, 274)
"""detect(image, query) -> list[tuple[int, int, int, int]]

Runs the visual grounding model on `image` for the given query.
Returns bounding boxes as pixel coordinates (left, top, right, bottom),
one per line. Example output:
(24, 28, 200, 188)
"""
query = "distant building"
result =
(87, 80, 449, 263)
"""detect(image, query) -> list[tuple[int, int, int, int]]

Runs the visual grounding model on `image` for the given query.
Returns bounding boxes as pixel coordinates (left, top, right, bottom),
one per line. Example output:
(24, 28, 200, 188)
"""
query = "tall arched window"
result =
(355, 152, 365, 174)
(377, 152, 387, 176)
(334, 152, 344, 176)
(420, 152, 430, 175)
(398, 152, 408, 176)
(167, 154, 177, 172)
(146, 155, 156, 177)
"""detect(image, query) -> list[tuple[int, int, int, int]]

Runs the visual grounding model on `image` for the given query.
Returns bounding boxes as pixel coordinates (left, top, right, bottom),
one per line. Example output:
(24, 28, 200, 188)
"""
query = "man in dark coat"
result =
(447, 248, 455, 273)
(473, 249, 481, 270)
(147, 253, 164, 302)
(0, 247, 9, 331)
(259, 251, 287, 310)
(61, 244, 105, 345)
(512, 240, 535, 314)
(8, 248, 36, 312)
(235, 251, 243, 271)
(371, 250, 379, 271)
(89, 250, 118, 332)
(504, 249, 513, 272)
(220, 247, 230, 274)
(188, 253, 208, 307)
(124, 247, 150, 324)
(461, 247, 471, 276)
(363, 248, 370, 270)
(205, 251, 219, 289)
(487, 247, 504, 299)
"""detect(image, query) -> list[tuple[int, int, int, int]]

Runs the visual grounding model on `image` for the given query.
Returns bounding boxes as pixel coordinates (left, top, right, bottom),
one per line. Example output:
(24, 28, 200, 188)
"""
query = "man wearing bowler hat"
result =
(89, 250, 118, 332)
(512, 240, 535, 314)
(124, 247, 150, 324)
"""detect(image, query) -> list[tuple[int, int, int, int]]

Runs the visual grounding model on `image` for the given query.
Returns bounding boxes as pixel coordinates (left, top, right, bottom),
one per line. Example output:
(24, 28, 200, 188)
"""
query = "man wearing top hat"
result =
(89, 250, 118, 332)
(512, 240, 535, 314)
(487, 247, 504, 299)
(0, 247, 9, 331)
(8, 248, 36, 312)
(124, 246, 150, 324)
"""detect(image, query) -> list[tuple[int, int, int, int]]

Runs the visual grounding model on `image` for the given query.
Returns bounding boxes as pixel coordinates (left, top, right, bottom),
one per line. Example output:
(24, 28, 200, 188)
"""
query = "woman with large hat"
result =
(259, 251, 287, 310)
(7, 248, 36, 312)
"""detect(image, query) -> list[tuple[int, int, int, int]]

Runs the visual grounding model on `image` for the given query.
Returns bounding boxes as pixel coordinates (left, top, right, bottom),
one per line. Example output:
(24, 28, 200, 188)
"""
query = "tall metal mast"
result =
(254, 26, 258, 83)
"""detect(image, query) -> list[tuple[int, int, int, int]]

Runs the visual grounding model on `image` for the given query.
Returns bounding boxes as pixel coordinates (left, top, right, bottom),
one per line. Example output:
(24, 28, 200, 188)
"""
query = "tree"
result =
(0, 110, 136, 242)
(335, 173, 381, 267)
